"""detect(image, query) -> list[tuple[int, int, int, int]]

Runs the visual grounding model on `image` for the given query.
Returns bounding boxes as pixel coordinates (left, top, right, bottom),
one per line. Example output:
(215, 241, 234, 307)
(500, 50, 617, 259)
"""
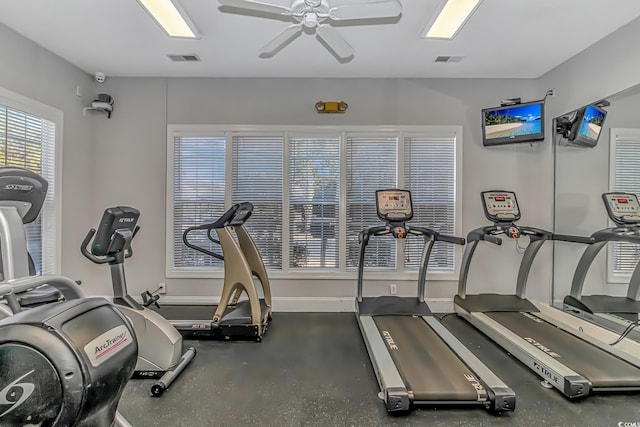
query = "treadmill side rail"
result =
(423, 316, 515, 412)
(456, 307, 591, 398)
(357, 315, 409, 412)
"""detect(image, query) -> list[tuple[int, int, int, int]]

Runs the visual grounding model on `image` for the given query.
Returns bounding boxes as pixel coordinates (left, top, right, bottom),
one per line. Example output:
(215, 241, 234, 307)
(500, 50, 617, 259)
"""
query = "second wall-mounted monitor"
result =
(568, 104, 607, 147)
(482, 100, 545, 146)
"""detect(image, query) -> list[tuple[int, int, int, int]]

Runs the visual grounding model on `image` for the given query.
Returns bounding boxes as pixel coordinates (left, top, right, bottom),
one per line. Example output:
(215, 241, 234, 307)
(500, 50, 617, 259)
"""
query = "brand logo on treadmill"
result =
(381, 331, 398, 350)
(524, 337, 560, 358)
(463, 374, 487, 401)
(119, 217, 135, 223)
(533, 361, 559, 385)
(520, 312, 543, 323)
(0, 370, 35, 418)
(3, 184, 33, 192)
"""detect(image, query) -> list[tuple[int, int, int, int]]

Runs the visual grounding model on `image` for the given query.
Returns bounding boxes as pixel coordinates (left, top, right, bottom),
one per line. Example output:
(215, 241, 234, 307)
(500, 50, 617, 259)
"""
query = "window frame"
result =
(0, 86, 63, 275)
(607, 127, 640, 284)
(166, 124, 463, 281)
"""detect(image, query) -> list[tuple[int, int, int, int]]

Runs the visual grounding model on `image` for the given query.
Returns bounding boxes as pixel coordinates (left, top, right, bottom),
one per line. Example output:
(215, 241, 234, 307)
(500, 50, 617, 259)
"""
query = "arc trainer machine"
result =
(455, 190, 640, 399)
(159, 202, 272, 341)
(356, 189, 515, 413)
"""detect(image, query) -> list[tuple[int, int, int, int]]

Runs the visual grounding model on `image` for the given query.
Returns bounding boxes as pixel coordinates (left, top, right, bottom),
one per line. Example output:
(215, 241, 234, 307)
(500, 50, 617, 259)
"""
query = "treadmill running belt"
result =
(373, 316, 484, 402)
(487, 311, 640, 388)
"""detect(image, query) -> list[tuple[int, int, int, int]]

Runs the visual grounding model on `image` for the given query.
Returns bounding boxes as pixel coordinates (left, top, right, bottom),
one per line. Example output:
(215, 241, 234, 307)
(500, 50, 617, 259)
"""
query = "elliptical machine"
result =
(0, 166, 137, 426)
(81, 206, 196, 397)
(1, 281, 138, 426)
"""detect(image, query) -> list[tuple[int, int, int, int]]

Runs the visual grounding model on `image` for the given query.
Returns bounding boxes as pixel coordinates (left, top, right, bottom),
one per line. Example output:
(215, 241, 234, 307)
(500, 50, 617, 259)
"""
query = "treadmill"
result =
(455, 190, 640, 399)
(356, 189, 515, 413)
(157, 202, 272, 341)
(564, 192, 640, 343)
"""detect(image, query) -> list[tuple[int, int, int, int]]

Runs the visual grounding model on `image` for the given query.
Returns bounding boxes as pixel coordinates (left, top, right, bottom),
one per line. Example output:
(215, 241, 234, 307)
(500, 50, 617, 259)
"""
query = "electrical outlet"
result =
(389, 284, 397, 295)
(158, 283, 167, 294)
(547, 88, 555, 97)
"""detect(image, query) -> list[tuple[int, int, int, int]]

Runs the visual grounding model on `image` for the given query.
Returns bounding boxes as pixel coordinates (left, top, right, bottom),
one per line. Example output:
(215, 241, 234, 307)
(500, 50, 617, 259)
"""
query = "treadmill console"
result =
(481, 191, 521, 223)
(602, 192, 640, 226)
(376, 189, 413, 222)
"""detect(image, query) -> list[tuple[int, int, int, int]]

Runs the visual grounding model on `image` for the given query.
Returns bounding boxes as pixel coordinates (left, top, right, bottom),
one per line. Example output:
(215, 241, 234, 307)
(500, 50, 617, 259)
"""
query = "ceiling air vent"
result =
(167, 54, 201, 62)
(434, 55, 464, 63)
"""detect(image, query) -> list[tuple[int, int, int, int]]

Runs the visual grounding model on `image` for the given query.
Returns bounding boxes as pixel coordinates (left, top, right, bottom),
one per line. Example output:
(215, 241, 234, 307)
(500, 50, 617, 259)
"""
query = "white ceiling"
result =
(1, 0, 640, 79)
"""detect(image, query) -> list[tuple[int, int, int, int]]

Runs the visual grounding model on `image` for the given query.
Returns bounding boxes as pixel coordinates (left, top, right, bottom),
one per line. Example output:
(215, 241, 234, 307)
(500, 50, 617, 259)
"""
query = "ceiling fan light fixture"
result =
(137, 0, 199, 38)
(423, 0, 482, 39)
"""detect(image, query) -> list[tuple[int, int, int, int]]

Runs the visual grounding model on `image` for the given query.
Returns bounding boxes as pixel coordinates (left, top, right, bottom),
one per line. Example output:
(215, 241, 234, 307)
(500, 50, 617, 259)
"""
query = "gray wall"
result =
(539, 16, 640, 306)
(91, 76, 551, 309)
(0, 23, 96, 286)
(2, 16, 639, 309)
(553, 85, 640, 305)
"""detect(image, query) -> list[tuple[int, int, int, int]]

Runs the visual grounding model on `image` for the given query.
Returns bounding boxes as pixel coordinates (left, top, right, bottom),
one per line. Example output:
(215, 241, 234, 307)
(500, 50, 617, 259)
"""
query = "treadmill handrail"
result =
(590, 228, 640, 245)
(553, 234, 596, 245)
(357, 222, 464, 302)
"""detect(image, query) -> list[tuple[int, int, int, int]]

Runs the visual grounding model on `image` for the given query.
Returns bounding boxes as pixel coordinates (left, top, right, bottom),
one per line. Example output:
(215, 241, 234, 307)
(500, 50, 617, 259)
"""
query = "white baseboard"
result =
(131, 295, 455, 313)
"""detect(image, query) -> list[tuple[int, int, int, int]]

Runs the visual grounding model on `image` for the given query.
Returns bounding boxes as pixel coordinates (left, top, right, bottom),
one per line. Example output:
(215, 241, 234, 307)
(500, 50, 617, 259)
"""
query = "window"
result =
(609, 128, 640, 282)
(0, 89, 60, 275)
(345, 135, 398, 269)
(167, 126, 461, 279)
(289, 134, 340, 269)
(172, 136, 226, 269)
(232, 135, 284, 269)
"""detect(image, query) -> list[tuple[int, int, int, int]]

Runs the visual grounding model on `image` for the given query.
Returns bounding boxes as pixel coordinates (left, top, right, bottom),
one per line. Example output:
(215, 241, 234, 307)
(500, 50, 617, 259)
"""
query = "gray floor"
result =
(118, 313, 640, 427)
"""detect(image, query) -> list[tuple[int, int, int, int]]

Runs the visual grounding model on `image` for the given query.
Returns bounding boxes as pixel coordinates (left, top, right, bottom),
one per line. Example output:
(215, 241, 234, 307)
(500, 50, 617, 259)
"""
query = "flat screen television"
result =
(481, 100, 545, 146)
(568, 104, 607, 147)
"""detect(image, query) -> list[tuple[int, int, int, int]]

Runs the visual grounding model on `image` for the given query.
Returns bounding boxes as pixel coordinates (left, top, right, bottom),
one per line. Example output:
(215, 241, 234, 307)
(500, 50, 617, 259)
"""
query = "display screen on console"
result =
(376, 189, 413, 221)
(481, 191, 521, 222)
(602, 192, 640, 225)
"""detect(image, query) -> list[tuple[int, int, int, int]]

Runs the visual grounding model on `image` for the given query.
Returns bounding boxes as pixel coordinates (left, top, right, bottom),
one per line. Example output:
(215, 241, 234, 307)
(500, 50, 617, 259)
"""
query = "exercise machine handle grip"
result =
(437, 234, 466, 245)
(81, 229, 113, 264)
(483, 234, 502, 245)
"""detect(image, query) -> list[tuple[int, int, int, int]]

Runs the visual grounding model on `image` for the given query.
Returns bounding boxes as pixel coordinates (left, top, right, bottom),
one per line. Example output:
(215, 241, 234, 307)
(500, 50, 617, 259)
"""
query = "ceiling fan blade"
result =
(329, 0, 402, 21)
(316, 25, 354, 59)
(218, 0, 292, 16)
(259, 24, 303, 55)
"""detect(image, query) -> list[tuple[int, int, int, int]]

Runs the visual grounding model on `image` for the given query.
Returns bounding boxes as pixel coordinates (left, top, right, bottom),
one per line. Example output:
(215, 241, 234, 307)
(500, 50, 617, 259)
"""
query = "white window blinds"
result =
(232, 135, 284, 269)
(167, 126, 460, 278)
(0, 104, 56, 274)
(173, 136, 226, 268)
(346, 135, 398, 269)
(404, 135, 457, 272)
(611, 129, 640, 277)
(289, 135, 340, 269)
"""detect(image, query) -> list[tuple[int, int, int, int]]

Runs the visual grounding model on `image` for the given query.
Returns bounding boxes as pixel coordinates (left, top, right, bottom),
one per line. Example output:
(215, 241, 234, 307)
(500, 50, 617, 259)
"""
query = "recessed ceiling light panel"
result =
(137, 0, 200, 38)
(422, 0, 483, 39)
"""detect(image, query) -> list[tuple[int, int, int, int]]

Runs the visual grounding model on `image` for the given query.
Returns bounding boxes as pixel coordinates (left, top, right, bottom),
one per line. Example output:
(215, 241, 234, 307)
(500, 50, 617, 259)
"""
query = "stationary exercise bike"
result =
(81, 206, 196, 397)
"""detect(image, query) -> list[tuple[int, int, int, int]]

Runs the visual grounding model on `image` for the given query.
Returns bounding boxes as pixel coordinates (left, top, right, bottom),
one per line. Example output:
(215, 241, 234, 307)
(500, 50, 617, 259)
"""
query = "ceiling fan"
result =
(218, 0, 402, 60)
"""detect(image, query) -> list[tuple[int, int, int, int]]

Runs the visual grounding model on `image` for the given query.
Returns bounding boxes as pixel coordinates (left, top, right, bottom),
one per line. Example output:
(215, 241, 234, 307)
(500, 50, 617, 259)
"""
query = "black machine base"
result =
(564, 295, 640, 317)
(454, 294, 539, 313)
(180, 323, 266, 341)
